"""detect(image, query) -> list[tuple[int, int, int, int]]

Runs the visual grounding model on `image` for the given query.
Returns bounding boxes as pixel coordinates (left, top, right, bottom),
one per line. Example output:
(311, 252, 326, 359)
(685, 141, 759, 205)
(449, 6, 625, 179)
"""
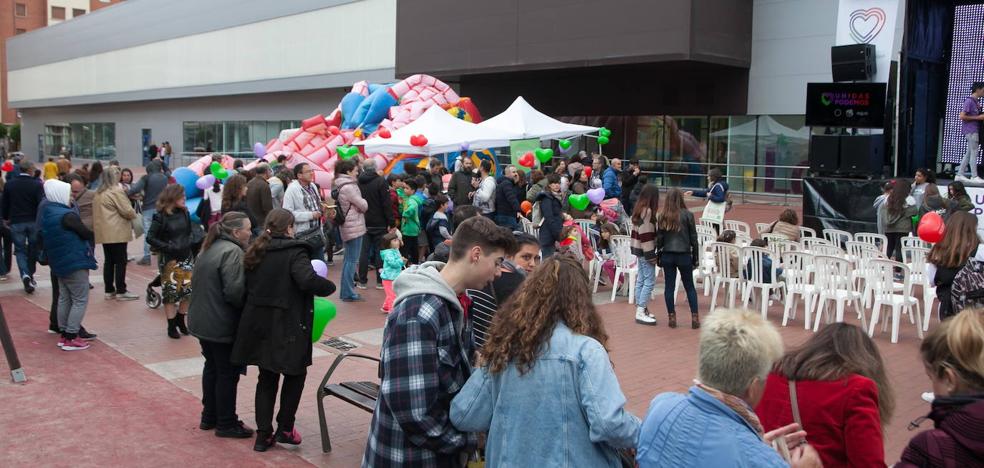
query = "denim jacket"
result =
(450, 323, 640, 467)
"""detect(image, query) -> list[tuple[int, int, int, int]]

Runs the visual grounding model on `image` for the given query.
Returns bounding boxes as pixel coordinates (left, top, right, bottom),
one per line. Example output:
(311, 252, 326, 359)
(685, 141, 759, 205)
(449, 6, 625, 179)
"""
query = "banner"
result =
(835, 0, 901, 83)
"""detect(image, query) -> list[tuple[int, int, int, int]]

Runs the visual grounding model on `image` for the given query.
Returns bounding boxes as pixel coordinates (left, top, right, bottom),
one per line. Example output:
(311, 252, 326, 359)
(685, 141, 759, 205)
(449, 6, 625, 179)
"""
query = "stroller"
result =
(146, 273, 162, 309)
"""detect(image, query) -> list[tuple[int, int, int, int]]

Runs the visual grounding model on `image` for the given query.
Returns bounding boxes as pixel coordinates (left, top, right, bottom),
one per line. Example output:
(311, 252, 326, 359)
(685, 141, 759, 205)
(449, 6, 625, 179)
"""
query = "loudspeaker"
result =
(809, 135, 840, 173)
(839, 134, 884, 176)
(831, 44, 876, 81)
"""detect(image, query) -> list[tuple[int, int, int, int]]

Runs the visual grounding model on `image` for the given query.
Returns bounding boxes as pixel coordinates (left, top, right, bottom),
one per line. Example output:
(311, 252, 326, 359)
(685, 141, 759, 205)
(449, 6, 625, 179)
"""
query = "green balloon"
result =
(534, 148, 554, 163)
(212, 166, 229, 180)
(597, 136, 610, 146)
(558, 139, 572, 150)
(209, 162, 223, 174)
(337, 145, 359, 160)
(599, 127, 612, 138)
(311, 297, 337, 343)
(568, 193, 590, 211)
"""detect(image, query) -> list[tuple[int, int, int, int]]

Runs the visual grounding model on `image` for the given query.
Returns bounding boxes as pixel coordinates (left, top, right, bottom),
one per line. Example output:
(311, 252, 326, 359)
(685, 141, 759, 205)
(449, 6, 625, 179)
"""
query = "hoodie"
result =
(363, 261, 477, 467)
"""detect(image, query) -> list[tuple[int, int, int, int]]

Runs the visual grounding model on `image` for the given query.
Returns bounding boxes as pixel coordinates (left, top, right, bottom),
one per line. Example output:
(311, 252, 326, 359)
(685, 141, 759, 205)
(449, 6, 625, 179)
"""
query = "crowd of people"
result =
(3, 149, 983, 466)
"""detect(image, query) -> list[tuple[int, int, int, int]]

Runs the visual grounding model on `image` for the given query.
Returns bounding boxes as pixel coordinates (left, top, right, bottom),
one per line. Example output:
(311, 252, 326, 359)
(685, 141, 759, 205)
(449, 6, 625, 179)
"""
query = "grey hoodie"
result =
(393, 261, 463, 317)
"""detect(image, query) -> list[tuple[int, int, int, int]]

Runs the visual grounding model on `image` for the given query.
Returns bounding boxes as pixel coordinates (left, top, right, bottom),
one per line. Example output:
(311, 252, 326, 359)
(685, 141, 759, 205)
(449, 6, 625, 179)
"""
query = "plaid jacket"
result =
(362, 293, 477, 468)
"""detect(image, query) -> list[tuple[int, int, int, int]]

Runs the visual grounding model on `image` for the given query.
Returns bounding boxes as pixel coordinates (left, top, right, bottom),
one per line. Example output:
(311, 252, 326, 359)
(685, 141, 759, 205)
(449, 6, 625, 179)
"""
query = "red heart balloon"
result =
(519, 152, 535, 168)
(410, 134, 428, 147)
(328, 126, 340, 135)
(917, 212, 945, 244)
(378, 128, 391, 139)
(583, 167, 592, 178)
(1, 160, 12, 172)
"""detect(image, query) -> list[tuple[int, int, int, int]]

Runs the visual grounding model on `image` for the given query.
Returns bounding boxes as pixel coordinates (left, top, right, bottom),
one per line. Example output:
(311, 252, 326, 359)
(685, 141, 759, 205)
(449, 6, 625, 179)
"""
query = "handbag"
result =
(296, 223, 326, 251)
(703, 201, 726, 224)
(131, 215, 144, 238)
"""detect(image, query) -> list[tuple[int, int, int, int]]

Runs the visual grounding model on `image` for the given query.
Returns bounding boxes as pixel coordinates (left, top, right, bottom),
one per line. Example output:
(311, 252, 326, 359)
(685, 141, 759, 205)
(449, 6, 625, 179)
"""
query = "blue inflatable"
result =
(186, 197, 203, 224)
(171, 167, 202, 199)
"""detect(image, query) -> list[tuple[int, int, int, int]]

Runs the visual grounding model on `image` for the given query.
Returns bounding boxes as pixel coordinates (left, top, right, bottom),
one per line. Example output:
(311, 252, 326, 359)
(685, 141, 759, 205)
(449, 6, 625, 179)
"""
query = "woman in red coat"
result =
(755, 323, 895, 467)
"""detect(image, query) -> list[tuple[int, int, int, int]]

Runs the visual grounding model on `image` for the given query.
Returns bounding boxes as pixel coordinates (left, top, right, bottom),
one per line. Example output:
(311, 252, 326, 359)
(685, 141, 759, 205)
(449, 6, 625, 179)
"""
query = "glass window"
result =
(72, 8, 85, 17)
(182, 120, 301, 157)
(43, 122, 115, 160)
(51, 6, 65, 19)
(756, 115, 809, 195)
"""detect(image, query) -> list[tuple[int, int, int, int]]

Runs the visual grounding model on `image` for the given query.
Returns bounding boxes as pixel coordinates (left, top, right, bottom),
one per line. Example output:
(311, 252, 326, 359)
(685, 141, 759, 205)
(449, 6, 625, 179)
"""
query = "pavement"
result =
(0, 199, 933, 467)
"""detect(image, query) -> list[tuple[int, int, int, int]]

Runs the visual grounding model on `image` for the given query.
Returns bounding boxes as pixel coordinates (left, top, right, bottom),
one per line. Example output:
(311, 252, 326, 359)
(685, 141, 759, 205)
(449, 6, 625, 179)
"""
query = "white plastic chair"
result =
(902, 246, 935, 331)
(866, 259, 924, 343)
(709, 242, 742, 312)
(812, 255, 863, 332)
(799, 226, 817, 238)
(802, 237, 831, 253)
(696, 224, 716, 238)
(854, 232, 888, 255)
(699, 218, 721, 233)
(736, 232, 752, 247)
(823, 229, 853, 249)
(762, 233, 789, 245)
(724, 220, 752, 238)
(781, 251, 817, 329)
(902, 235, 929, 250)
(855, 247, 889, 309)
(756, 222, 772, 236)
(607, 235, 638, 303)
(696, 232, 717, 296)
(740, 246, 786, 320)
(811, 244, 845, 258)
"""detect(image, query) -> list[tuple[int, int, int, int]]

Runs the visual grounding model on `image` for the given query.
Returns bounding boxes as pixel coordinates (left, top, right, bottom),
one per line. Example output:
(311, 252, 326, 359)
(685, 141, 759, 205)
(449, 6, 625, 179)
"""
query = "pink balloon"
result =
(311, 259, 328, 279)
(587, 187, 605, 205)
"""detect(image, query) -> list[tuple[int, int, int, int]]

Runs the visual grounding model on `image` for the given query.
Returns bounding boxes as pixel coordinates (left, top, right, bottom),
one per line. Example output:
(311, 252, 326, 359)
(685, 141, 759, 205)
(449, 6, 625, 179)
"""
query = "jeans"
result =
(57, 269, 90, 336)
(199, 340, 243, 430)
(635, 257, 656, 307)
(0, 224, 11, 276)
(10, 222, 38, 279)
(102, 242, 129, 294)
(255, 368, 306, 434)
(960, 133, 980, 178)
(340, 235, 363, 300)
(495, 214, 519, 231)
(358, 228, 386, 285)
(141, 208, 156, 259)
(540, 243, 555, 258)
(661, 252, 699, 315)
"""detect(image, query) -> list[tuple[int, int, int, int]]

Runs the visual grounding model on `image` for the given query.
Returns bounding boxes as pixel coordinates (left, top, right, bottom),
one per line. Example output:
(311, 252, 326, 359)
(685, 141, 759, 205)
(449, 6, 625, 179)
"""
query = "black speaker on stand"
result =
(809, 135, 840, 174)
(839, 134, 884, 177)
(831, 44, 876, 82)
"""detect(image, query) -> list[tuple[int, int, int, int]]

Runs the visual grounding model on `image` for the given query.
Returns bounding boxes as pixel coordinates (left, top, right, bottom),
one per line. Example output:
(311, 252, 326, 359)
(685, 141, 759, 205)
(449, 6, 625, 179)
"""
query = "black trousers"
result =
(102, 243, 129, 294)
(255, 368, 306, 434)
(886, 232, 905, 262)
(402, 235, 419, 265)
(200, 340, 243, 429)
(358, 228, 386, 284)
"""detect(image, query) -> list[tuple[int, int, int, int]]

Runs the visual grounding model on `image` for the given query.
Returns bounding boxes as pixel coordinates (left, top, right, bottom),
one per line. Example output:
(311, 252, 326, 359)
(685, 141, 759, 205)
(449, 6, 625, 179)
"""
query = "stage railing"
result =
(637, 159, 808, 207)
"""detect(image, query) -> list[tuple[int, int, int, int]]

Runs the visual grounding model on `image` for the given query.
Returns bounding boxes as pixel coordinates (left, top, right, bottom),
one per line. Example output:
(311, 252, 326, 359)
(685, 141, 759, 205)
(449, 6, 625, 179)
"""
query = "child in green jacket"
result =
(400, 179, 421, 264)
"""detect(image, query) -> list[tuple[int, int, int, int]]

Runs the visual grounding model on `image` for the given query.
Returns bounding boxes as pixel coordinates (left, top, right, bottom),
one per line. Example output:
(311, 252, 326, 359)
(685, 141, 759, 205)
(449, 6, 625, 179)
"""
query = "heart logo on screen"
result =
(820, 93, 833, 106)
(849, 8, 886, 44)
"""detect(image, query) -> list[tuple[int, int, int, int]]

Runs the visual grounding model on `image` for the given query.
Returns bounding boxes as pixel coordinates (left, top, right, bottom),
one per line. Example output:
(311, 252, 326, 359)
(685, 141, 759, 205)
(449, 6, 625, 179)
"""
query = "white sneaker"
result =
(116, 292, 139, 301)
(971, 177, 984, 184)
(955, 175, 969, 182)
(105, 293, 116, 300)
(635, 310, 657, 326)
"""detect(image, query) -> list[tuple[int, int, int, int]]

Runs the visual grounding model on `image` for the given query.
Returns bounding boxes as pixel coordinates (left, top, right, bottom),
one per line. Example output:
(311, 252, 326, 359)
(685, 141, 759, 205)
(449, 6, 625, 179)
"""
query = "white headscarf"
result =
(43, 179, 71, 206)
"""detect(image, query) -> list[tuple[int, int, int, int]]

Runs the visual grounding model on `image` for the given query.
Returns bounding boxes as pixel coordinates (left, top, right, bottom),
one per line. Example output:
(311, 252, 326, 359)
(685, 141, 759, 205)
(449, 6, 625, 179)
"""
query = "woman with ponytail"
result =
(231, 208, 336, 452)
(187, 212, 253, 438)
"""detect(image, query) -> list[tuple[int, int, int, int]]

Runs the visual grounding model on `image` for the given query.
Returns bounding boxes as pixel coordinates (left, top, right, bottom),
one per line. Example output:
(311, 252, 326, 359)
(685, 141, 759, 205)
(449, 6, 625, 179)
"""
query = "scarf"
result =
(695, 380, 765, 439)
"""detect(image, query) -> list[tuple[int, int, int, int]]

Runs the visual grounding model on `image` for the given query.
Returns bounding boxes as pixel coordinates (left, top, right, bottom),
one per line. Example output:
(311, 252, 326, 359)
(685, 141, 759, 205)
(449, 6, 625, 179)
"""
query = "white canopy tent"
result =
(362, 105, 514, 155)
(477, 96, 600, 140)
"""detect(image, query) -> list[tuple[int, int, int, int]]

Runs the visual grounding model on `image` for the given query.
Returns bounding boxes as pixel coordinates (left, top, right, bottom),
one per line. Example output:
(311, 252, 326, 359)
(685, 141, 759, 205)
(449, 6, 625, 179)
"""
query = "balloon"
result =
(378, 127, 391, 138)
(518, 152, 536, 168)
(311, 297, 337, 343)
(460, 142, 470, 152)
(186, 197, 203, 224)
(597, 136, 610, 146)
(195, 174, 215, 190)
(253, 142, 266, 158)
(568, 193, 590, 211)
(1, 160, 12, 172)
(587, 187, 605, 205)
(171, 167, 202, 199)
(558, 139, 572, 150)
(583, 167, 592, 178)
(410, 134, 428, 147)
(917, 212, 945, 243)
(209, 161, 222, 174)
(337, 145, 359, 159)
(599, 127, 612, 138)
(212, 167, 229, 180)
(534, 148, 554, 163)
(311, 259, 328, 279)
(521, 200, 532, 215)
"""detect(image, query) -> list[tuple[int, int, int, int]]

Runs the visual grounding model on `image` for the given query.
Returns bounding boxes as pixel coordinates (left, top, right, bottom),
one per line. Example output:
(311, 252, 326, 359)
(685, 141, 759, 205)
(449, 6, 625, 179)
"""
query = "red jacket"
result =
(755, 372, 885, 468)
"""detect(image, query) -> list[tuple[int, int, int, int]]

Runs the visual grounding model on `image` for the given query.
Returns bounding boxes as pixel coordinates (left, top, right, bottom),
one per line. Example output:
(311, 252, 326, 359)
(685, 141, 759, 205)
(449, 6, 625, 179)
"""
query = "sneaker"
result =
(972, 177, 984, 184)
(216, 421, 254, 439)
(333, 247, 344, 256)
(57, 336, 66, 348)
(48, 326, 60, 334)
(116, 292, 139, 301)
(955, 174, 969, 182)
(635, 310, 657, 326)
(136, 257, 151, 266)
(0, 275, 8, 282)
(376, 283, 384, 290)
(341, 295, 365, 302)
(61, 337, 90, 351)
(22, 276, 34, 294)
(199, 421, 216, 431)
(275, 427, 302, 445)
(78, 328, 97, 341)
(105, 292, 117, 300)
(356, 283, 368, 290)
(253, 432, 275, 452)
(30, 277, 37, 289)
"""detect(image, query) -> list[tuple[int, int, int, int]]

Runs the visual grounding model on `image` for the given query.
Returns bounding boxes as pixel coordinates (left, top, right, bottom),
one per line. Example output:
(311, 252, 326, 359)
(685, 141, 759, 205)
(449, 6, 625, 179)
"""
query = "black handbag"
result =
(296, 223, 326, 251)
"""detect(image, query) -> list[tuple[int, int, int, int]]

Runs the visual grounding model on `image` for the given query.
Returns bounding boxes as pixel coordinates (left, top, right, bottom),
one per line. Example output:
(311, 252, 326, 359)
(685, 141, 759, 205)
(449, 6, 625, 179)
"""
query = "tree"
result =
(0, 124, 8, 141)
(9, 124, 20, 150)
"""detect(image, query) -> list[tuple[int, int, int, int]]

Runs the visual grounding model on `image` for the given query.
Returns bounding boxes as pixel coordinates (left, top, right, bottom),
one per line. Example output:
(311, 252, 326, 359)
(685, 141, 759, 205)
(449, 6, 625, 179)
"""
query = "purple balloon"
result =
(459, 142, 470, 152)
(311, 259, 328, 279)
(195, 174, 216, 190)
(254, 142, 266, 158)
(587, 187, 605, 205)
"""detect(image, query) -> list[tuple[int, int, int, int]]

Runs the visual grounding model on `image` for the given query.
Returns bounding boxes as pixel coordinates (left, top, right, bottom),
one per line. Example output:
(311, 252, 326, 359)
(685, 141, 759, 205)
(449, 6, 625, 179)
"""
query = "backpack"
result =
(950, 258, 984, 313)
(330, 187, 348, 227)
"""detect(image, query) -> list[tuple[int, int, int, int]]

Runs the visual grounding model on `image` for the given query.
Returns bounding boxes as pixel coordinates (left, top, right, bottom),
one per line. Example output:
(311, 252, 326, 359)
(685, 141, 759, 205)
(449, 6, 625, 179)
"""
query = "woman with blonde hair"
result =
(898, 308, 984, 466)
(93, 166, 139, 300)
(451, 255, 640, 467)
(756, 323, 894, 467)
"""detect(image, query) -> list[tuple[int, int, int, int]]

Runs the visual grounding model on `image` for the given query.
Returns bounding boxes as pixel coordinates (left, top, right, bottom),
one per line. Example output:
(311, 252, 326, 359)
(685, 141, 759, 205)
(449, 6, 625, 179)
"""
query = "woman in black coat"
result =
(231, 208, 335, 452)
(146, 184, 195, 339)
(536, 174, 564, 258)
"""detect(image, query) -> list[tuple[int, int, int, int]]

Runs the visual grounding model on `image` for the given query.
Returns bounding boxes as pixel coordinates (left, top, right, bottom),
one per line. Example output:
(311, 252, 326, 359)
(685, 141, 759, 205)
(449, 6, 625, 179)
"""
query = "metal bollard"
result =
(0, 304, 26, 383)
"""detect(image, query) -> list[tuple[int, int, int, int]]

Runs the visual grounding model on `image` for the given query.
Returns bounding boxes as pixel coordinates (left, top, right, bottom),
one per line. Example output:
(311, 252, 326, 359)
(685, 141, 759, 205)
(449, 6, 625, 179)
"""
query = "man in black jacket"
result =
(2, 159, 43, 293)
(357, 159, 393, 289)
(446, 156, 475, 209)
(494, 165, 521, 230)
(621, 159, 642, 214)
